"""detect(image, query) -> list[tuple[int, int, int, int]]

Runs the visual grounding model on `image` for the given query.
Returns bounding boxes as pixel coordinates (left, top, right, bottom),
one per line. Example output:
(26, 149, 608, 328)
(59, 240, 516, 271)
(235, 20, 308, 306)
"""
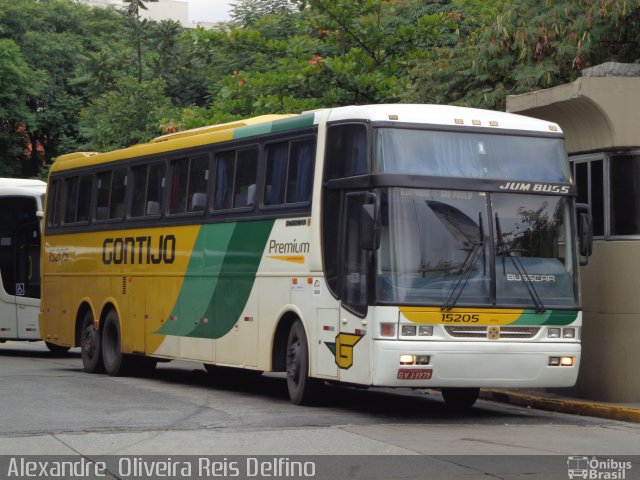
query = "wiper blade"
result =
(441, 212, 485, 311)
(495, 213, 546, 313)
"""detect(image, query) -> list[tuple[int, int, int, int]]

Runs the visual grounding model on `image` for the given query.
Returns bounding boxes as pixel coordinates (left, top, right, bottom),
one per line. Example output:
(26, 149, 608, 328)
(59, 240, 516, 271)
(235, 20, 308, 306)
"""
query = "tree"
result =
(79, 77, 174, 151)
(123, 0, 159, 83)
(0, 39, 43, 176)
(408, 0, 640, 110)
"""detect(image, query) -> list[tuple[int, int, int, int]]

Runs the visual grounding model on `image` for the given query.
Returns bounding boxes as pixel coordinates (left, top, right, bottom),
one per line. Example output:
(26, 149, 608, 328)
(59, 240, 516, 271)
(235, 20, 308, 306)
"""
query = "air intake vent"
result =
(122, 277, 127, 295)
(445, 326, 540, 339)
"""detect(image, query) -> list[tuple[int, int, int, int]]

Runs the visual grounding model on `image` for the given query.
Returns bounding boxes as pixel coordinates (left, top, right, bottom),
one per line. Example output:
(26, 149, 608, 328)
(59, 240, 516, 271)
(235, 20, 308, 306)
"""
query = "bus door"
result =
(0, 196, 40, 340)
(337, 193, 373, 385)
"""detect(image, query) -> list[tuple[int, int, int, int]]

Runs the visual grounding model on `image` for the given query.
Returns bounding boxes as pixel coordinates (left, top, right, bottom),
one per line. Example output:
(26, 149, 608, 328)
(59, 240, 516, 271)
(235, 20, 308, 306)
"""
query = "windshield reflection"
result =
(376, 188, 578, 308)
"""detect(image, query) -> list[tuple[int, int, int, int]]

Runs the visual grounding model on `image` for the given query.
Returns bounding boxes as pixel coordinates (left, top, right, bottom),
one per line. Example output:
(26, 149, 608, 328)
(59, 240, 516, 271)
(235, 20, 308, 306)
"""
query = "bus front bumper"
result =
(372, 340, 581, 388)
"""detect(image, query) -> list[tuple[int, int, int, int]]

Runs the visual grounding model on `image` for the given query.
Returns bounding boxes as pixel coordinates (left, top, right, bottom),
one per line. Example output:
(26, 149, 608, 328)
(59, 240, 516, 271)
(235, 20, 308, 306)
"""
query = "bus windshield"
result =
(375, 128, 570, 183)
(376, 188, 578, 308)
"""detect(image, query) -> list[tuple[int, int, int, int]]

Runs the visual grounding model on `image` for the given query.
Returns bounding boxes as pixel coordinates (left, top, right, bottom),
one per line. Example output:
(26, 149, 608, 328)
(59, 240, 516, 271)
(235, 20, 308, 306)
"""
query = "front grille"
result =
(445, 325, 540, 339)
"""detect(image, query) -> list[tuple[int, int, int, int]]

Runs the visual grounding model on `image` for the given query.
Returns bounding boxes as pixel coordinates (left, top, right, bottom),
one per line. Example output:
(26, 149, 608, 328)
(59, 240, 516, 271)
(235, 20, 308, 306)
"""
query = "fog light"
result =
(415, 355, 430, 365)
(401, 325, 417, 336)
(562, 328, 576, 339)
(561, 356, 574, 367)
(380, 323, 396, 337)
(418, 325, 433, 336)
(548, 328, 561, 338)
(549, 357, 561, 366)
(400, 354, 415, 365)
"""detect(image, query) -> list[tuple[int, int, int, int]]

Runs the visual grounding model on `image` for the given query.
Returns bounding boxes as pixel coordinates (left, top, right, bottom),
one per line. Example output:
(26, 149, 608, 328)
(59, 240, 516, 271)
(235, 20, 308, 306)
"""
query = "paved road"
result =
(1, 341, 639, 478)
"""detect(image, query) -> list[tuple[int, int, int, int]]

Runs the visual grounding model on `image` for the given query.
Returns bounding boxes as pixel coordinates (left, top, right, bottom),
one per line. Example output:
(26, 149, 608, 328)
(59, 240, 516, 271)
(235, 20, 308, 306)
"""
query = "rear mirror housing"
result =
(576, 203, 593, 266)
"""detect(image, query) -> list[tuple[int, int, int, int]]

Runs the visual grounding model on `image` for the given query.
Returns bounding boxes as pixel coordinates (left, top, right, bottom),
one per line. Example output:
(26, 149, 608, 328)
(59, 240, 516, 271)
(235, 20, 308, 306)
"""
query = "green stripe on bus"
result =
(513, 309, 579, 326)
(271, 114, 316, 133)
(233, 113, 316, 140)
(156, 220, 275, 339)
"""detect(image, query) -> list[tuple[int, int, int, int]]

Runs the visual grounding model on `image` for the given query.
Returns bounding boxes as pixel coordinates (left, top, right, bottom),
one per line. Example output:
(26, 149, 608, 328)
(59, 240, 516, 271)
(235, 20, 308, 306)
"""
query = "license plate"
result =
(397, 368, 432, 380)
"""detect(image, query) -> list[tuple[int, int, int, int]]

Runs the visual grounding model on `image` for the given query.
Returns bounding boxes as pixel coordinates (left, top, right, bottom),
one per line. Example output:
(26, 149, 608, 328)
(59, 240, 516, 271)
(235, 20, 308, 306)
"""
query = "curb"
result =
(480, 389, 640, 423)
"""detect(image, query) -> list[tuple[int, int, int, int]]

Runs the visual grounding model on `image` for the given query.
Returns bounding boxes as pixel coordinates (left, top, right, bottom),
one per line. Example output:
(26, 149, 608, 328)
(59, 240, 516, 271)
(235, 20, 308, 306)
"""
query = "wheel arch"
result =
(98, 297, 122, 331)
(271, 307, 307, 372)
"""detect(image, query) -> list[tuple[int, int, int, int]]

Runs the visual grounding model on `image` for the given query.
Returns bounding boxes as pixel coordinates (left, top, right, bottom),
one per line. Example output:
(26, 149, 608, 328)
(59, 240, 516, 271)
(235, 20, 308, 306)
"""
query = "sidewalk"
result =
(480, 388, 640, 423)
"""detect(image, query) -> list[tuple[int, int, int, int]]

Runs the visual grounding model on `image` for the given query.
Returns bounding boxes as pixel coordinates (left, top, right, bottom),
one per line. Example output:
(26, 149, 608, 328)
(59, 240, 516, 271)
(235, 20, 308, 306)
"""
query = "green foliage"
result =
(1, 0, 639, 178)
(409, 0, 640, 110)
(79, 77, 174, 151)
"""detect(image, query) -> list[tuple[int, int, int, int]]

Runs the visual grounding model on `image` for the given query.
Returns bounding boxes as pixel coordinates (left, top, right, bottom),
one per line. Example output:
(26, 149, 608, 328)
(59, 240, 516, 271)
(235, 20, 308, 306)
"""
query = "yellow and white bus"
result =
(40, 105, 592, 406)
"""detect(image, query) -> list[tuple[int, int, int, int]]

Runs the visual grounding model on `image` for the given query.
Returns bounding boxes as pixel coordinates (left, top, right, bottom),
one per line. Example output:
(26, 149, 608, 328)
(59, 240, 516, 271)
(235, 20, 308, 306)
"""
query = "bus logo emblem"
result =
(487, 325, 500, 340)
(325, 333, 364, 369)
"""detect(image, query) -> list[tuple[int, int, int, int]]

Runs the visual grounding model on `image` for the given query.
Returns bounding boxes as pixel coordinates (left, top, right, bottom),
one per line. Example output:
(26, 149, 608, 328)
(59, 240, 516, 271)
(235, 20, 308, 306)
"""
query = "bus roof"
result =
(50, 104, 562, 174)
(0, 178, 46, 188)
(324, 104, 562, 134)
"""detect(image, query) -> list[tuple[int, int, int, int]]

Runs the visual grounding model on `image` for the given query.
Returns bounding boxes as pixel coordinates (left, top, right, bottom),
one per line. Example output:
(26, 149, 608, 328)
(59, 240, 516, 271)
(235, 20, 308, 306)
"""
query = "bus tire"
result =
(285, 320, 321, 405)
(441, 387, 480, 410)
(45, 341, 70, 355)
(80, 310, 104, 373)
(101, 310, 131, 376)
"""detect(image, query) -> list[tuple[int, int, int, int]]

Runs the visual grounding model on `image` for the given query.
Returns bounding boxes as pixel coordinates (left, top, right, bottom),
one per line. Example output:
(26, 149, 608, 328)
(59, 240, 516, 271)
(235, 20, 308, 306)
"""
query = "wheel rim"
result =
(81, 324, 96, 358)
(286, 336, 301, 385)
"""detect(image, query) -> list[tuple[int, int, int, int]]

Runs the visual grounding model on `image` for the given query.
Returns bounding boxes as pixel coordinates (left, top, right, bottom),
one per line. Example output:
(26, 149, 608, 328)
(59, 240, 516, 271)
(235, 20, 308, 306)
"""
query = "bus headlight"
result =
(418, 326, 433, 336)
(401, 325, 417, 336)
(562, 328, 576, 338)
(548, 328, 561, 338)
(400, 354, 415, 365)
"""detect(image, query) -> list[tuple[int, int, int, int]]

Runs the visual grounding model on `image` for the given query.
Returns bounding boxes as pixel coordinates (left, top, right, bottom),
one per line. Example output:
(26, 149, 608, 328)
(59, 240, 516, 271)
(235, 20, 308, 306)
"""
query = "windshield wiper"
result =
(495, 213, 546, 313)
(441, 212, 486, 311)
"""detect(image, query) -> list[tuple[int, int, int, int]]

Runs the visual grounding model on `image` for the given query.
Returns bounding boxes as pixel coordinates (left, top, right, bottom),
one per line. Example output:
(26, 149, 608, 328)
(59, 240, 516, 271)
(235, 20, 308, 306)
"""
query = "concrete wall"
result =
(575, 241, 640, 401)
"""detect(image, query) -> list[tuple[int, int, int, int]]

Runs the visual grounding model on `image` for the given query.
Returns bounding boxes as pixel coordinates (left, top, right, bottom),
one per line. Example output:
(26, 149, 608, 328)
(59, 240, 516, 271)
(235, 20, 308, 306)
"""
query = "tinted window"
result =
(610, 154, 640, 235)
(325, 124, 368, 180)
(264, 139, 315, 206)
(213, 148, 258, 210)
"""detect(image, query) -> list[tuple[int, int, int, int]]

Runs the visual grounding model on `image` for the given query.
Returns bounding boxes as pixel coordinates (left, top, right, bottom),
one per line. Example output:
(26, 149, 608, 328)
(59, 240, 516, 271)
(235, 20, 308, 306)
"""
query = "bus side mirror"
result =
(360, 203, 380, 250)
(576, 203, 593, 266)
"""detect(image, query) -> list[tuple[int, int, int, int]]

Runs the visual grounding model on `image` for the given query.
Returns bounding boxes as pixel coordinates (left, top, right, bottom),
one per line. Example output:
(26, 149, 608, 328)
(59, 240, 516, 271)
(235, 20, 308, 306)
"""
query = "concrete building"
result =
(507, 63, 640, 402)
(77, 0, 189, 27)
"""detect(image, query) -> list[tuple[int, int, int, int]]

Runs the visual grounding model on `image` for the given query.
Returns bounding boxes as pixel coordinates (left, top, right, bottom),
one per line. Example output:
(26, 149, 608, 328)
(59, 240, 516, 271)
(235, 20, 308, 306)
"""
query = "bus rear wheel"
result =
(441, 387, 480, 410)
(80, 310, 104, 373)
(101, 310, 132, 376)
(286, 320, 321, 405)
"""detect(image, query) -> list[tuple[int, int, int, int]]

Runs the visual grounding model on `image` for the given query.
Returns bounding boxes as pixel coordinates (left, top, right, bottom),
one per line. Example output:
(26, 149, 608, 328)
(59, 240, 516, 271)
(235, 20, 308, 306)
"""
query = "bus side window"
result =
(264, 139, 315, 206)
(95, 171, 112, 221)
(76, 175, 93, 223)
(63, 177, 79, 224)
(213, 148, 257, 210)
(109, 168, 127, 220)
(186, 155, 209, 213)
(146, 162, 165, 216)
(130, 164, 148, 217)
(46, 179, 60, 227)
(287, 139, 315, 203)
(233, 148, 258, 209)
(325, 124, 368, 180)
(213, 151, 234, 211)
(264, 143, 288, 205)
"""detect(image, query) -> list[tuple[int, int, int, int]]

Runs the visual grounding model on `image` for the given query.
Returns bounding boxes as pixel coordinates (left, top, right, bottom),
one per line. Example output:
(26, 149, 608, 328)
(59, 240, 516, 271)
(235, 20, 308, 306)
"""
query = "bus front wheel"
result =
(80, 310, 104, 373)
(101, 310, 131, 376)
(441, 387, 480, 410)
(285, 320, 321, 405)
